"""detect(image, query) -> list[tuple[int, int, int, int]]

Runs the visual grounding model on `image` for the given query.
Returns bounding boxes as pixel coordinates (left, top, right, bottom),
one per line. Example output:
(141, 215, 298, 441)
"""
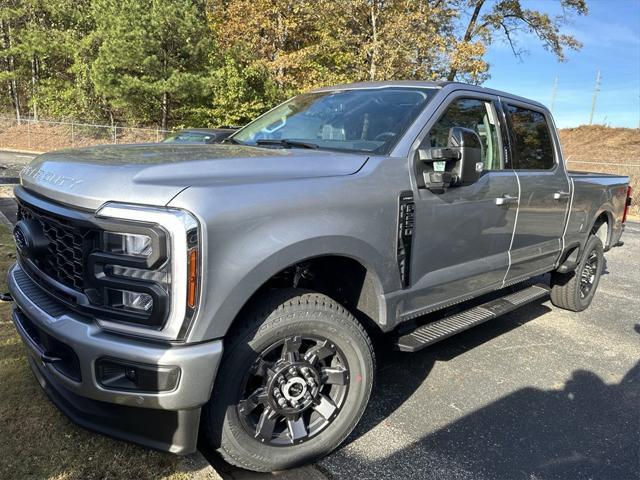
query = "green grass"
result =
(0, 225, 199, 480)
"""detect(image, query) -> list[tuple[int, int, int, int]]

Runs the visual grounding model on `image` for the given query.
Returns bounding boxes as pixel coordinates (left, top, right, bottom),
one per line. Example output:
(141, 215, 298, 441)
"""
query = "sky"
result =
(483, 0, 640, 128)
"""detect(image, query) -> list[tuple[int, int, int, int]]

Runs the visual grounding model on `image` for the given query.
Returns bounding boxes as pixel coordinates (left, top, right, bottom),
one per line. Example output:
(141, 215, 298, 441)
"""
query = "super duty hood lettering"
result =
(20, 144, 368, 210)
(21, 165, 84, 190)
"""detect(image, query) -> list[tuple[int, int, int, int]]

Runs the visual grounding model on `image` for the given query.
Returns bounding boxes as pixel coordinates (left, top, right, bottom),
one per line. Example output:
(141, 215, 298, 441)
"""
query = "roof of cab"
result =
(310, 80, 547, 111)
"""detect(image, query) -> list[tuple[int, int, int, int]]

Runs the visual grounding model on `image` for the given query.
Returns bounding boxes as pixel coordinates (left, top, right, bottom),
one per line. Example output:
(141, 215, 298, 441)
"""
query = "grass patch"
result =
(0, 225, 200, 480)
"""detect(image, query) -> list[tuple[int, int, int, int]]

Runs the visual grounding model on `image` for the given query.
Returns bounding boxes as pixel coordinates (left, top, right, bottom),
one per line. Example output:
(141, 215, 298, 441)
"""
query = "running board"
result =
(395, 284, 550, 352)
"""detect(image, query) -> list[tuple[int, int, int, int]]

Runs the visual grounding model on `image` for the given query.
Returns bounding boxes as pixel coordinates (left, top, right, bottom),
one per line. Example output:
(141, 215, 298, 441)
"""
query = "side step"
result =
(395, 284, 550, 352)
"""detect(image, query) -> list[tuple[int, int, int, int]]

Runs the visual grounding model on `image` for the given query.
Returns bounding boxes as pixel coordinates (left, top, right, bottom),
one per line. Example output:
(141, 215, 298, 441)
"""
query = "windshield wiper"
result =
(221, 137, 246, 145)
(256, 139, 319, 149)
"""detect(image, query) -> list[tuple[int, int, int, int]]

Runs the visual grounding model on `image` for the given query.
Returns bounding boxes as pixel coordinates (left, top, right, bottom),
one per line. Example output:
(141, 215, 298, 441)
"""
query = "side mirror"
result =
(448, 127, 483, 185)
(417, 127, 484, 193)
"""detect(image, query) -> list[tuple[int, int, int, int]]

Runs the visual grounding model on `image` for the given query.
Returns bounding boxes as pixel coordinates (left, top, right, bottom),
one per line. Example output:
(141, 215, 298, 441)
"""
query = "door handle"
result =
(495, 194, 519, 206)
(554, 191, 571, 200)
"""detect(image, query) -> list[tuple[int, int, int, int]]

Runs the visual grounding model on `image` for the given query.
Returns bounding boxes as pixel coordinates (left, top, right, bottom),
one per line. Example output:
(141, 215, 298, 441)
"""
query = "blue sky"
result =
(483, 0, 640, 128)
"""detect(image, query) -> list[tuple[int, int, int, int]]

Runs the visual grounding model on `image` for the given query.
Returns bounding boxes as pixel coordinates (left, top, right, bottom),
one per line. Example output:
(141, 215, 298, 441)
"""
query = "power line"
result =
(589, 69, 601, 126)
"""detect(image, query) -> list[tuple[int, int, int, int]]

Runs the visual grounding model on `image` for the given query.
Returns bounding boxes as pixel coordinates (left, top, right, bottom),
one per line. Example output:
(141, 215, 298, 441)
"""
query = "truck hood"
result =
(20, 143, 369, 210)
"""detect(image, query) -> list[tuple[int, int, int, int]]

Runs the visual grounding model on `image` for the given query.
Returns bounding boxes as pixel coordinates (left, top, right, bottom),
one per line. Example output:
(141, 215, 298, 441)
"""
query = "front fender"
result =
(193, 235, 390, 341)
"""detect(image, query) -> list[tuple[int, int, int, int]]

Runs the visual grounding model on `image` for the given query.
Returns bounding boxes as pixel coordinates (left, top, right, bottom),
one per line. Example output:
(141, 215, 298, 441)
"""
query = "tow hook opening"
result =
(0, 292, 13, 302)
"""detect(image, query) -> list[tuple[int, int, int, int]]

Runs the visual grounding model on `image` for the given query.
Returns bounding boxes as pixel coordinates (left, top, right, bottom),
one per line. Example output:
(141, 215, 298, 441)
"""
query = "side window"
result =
(505, 104, 555, 169)
(424, 98, 503, 170)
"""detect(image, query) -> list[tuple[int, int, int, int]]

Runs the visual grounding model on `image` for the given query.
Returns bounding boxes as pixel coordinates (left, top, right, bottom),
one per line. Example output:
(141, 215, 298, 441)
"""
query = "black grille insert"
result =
(17, 202, 95, 292)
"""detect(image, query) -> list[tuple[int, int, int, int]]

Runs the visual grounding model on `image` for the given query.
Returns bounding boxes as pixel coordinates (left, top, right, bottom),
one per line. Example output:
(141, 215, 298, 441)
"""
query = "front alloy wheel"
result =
(204, 289, 375, 472)
(238, 335, 349, 446)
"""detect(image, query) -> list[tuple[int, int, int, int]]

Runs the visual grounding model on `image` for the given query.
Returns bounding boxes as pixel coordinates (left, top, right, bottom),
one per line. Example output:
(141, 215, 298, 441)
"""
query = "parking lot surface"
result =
(315, 222, 639, 480)
(0, 149, 35, 179)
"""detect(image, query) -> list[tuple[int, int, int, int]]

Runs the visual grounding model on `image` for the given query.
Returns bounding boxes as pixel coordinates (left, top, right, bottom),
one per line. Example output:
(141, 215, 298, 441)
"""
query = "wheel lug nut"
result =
(273, 389, 281, 397)
(288, 367, 297, 376)
(277, 398, 287, 408)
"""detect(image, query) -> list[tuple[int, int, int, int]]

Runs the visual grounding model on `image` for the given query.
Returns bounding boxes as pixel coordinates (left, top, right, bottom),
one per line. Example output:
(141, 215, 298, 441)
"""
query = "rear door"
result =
(502, 100, 570, 282)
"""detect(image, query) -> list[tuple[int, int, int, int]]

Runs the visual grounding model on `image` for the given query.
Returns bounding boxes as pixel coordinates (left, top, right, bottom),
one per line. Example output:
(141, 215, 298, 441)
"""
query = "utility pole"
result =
(589, 69, 601, 126)
(550, 76, 558, 114)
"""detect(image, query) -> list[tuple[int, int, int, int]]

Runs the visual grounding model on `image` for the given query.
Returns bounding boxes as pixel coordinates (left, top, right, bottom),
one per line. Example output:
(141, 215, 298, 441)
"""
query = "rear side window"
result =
(505, 104, 554, 169)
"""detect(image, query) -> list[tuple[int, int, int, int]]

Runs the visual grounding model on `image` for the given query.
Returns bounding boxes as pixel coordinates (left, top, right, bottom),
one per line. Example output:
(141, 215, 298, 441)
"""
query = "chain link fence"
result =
(0, 116, 170, 152)
(0, 115, 637, 215)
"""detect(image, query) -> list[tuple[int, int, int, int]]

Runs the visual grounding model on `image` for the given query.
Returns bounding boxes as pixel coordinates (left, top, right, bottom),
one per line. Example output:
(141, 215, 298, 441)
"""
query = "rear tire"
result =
(550, 235, 604, 312)
(203, 289, 375, 472)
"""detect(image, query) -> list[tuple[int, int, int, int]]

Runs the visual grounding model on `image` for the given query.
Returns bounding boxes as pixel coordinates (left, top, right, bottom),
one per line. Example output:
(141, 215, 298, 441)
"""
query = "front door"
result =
(404, 93, 519, 316)
(501, 101, 570, 282)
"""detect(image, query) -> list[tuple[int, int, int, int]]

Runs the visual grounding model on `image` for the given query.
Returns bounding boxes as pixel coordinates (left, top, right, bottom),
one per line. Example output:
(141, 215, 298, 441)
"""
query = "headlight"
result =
(103, 232, 153, 257)
(94, 203, 200, 341)
(121, 290, 154, 312)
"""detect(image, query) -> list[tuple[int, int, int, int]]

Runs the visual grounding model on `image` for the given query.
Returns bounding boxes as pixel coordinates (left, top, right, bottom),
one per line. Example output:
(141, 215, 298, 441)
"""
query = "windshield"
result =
(231, 87, 436, 154)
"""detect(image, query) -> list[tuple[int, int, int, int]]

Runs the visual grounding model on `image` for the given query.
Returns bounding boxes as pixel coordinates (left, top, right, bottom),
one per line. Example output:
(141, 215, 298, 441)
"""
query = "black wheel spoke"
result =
(252, 358, 275, 379)
(304, 340, 335, 364)
(286, 416, 308, 443)
(255, 407, 277, 441)
(281, 335, 302, 362)
(238, 388, 268, 416)
(313, 394, 338, 420)
(321, 366, 348, 385)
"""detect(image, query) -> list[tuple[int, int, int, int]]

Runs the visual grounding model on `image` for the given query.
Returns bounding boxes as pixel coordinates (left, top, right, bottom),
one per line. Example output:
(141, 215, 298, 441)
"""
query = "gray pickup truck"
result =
(8, 81, 632, 472)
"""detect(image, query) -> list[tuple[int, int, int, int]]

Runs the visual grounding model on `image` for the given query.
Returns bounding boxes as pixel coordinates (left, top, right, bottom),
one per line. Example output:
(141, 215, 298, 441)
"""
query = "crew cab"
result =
(7, 81, 632, 472)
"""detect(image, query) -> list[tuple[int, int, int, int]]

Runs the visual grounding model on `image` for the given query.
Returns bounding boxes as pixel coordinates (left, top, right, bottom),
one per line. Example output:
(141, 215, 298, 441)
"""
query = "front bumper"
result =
(8, 263, 223, 454)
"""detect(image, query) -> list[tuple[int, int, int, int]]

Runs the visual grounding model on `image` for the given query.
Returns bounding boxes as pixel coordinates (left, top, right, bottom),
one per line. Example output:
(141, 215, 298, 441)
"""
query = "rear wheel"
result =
(203, 289, 375, 472)
(551, 235, 604, 312)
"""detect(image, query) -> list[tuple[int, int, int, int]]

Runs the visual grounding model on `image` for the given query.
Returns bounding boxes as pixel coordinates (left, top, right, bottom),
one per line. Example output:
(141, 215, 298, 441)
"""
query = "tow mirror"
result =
(448, 127, 483, 185)
(418, 127, 484, 193)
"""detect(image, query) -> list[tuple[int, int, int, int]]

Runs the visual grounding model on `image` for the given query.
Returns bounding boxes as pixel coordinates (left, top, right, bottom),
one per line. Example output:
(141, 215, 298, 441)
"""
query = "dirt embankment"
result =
(560, 126, 639, 215)
(0, 119, 162, 151)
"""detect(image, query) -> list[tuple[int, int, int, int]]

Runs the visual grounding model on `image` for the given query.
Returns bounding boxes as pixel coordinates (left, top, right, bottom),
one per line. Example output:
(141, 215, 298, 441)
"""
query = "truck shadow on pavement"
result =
(326, 313, 640, 480)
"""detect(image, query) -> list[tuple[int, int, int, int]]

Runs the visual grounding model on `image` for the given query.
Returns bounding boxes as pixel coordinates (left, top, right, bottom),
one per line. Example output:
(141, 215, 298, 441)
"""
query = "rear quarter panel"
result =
(565, 172, 630, 250)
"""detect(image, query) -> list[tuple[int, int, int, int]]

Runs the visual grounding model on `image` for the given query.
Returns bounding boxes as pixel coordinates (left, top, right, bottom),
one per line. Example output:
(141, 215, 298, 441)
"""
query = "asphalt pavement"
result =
(202, 223, 639, 480)
(0, 149, 36, 181)
(316, 223, 640, 480)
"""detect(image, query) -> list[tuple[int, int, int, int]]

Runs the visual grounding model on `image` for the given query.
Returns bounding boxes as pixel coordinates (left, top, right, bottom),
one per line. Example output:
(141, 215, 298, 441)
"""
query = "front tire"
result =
(203, 289, 375, 472)
(551, 235, 604, 312)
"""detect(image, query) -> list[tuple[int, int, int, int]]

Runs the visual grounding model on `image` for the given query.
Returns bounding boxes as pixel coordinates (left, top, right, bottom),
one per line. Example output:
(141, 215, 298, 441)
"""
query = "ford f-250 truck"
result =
(7, 81, 632, 472)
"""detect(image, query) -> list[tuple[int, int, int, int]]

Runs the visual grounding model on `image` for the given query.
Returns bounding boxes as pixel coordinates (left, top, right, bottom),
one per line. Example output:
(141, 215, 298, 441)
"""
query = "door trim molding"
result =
(501, 170, 521, 288)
